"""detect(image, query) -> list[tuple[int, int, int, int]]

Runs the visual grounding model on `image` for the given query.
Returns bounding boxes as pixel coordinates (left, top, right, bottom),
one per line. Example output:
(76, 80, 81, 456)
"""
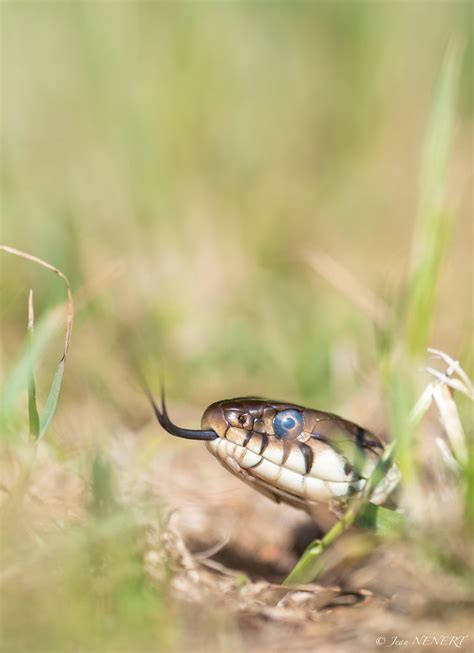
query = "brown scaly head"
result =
(147, 390, 400, 514)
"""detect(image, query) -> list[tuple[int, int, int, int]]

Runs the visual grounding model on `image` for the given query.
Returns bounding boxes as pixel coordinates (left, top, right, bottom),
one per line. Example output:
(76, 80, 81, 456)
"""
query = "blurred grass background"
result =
(1, 2, 473, 652)
(2, 2, 472, 414)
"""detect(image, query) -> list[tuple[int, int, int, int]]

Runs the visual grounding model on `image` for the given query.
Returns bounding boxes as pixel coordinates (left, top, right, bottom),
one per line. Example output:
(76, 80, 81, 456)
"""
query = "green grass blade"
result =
(465, 441, 474, 538)
(1, 311, 58, 429)
(406, 42, 462, 355)
(27, 290, 40, 439)
(355, 503, 406, 536)
(284, 441, 400, 585)
(282, 503, 405, 586)
(417, 42, 461, 220)
(385, 362, 417, 482)
(38, 358, 65, 439)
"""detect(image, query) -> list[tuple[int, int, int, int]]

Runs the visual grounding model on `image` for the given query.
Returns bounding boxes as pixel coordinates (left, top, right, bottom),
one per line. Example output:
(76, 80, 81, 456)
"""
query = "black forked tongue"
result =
(144, 385, 217, 441)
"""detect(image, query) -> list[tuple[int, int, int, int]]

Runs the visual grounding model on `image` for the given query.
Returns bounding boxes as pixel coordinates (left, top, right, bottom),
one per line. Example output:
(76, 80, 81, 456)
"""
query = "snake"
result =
(146, 390, 400, 516)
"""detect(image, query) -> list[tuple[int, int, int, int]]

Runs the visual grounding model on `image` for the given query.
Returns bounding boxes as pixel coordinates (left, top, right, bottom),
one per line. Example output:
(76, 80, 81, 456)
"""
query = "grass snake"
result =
(146, 390, 400, 516)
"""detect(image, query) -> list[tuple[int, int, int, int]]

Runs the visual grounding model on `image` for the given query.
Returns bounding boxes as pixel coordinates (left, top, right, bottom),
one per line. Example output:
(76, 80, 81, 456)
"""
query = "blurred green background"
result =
(1, 3, 473, 652)
(2, 2, 472, 419)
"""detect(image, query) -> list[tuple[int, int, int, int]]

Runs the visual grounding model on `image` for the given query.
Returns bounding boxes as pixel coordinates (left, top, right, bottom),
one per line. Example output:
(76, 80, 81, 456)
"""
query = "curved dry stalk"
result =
(0, 245, 74, 439)
(0, 245, 73, 358)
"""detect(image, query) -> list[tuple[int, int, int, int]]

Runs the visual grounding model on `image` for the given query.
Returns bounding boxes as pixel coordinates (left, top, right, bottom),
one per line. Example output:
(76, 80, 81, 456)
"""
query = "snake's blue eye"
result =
(273, 409, 304, 439)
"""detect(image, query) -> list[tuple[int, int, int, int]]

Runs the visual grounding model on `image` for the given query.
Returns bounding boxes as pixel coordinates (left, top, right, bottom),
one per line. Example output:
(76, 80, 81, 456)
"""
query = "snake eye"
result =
(273, 409, 304, 439)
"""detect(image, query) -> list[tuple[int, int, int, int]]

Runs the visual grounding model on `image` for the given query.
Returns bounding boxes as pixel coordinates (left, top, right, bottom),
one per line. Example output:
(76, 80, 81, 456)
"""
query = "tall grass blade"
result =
(1, 311, 58, 427)
(38, 359, 65, 439)
(406, 42, 462, 355)
(27, 290, 40, 439)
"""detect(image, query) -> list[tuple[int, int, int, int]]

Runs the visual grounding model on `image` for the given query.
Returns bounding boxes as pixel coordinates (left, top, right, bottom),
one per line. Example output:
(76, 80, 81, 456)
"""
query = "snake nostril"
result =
(225, 409, 254, 430)
(225, 409, 242, 428)
(238, 413, 253, 430)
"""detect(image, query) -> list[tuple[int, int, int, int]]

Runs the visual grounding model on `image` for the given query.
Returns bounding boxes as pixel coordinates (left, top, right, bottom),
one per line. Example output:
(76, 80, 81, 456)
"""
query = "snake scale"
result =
(147, 390, 400, 516)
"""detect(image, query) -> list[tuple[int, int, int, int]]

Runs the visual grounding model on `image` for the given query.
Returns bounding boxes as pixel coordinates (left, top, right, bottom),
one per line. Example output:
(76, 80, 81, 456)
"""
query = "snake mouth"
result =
(145, 386, 218, 441)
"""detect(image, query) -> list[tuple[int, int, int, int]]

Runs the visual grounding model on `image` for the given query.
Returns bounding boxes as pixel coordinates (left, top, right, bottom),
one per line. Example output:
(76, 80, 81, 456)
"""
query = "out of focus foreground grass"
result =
(1, 3, 473, 652)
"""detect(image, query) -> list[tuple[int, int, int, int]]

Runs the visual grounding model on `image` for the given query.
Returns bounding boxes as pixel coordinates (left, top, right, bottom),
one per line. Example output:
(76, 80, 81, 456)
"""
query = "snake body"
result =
(148, 390, 400, 514)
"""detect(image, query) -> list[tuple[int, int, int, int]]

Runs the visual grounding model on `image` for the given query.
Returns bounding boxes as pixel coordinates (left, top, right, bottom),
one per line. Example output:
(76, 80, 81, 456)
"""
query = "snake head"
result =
(200, 396, 400, 509)
(146, 390, 399, 510)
